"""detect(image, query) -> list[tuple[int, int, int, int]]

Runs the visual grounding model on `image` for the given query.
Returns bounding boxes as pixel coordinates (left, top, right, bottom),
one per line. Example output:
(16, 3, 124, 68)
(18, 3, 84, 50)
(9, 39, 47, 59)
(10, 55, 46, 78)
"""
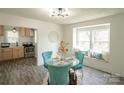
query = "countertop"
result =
(0, 46, 24, 49)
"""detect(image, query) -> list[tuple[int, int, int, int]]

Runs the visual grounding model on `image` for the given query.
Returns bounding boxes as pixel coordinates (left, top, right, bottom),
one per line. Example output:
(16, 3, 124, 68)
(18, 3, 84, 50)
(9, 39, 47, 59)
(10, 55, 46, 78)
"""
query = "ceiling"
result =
(0, 8, 124, 24)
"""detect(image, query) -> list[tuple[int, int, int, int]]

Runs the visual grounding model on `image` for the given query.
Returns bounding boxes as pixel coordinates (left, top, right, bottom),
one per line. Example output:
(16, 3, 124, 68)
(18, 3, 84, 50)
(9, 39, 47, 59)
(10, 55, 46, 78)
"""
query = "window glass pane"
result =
(93, 30, 109, 42)
(92, 42, 109, 53)
(78, 31, 90, 41)
(92, 27, 109, 52)
(77, 41, 90, 51)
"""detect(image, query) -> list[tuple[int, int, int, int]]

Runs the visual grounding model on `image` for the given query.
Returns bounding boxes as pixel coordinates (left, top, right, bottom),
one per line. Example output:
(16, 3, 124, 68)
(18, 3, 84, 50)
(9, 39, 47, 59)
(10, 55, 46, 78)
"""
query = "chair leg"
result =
(81, 68, 83, 80)
(47, 78, 49, 85)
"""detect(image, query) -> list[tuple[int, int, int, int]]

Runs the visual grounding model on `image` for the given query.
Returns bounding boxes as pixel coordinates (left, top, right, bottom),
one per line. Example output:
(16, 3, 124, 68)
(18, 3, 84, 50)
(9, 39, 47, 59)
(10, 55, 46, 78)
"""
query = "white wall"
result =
(63, 13, 124, 77)
(0, 13, 63, 65)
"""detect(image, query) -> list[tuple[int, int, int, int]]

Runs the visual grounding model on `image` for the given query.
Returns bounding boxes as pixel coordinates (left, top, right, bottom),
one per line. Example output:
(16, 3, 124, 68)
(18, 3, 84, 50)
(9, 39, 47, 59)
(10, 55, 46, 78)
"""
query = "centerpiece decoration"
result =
(57, 40, 69, 61)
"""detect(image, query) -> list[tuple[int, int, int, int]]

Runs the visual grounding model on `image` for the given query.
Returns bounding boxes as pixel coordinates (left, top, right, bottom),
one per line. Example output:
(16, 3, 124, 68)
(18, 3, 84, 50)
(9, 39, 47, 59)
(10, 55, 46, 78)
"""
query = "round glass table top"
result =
(47, 57, 79, 67)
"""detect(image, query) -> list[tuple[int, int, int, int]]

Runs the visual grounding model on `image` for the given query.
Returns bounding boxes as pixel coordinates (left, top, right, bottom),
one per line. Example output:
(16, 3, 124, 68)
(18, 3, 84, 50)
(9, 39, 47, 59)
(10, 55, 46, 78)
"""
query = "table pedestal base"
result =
(69, 69, 77, 85)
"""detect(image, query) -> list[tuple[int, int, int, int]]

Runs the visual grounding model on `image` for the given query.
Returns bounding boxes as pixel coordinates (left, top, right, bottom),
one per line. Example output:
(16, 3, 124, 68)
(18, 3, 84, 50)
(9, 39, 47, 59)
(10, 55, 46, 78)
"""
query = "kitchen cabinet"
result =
(0, 47, 24, 61)
(0, 25, 4, 36)
(25, 28, 31, 36)
(29, 29, 34, 37)
(13, 48, 19, 59)
(0, 49, 3, 61)
(20, 27, 26, 37)
(1, 48, 13, 61)
(13, 47, 24, 59)
(18, 47, 24, 58)
(20, 27, 34, 37)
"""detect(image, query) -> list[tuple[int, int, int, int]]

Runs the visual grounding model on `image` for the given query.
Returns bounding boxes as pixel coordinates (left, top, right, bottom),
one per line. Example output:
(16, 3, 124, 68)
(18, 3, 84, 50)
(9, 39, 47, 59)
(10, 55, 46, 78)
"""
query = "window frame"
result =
(73, 23, 110, 53)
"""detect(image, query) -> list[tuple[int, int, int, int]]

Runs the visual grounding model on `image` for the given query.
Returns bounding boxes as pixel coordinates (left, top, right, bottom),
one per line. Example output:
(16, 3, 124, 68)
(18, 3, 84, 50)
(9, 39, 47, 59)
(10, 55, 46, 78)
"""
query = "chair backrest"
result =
(75, 51, 84, 64)
(42, 51, 52, 65)
(47, 64, 71, 85)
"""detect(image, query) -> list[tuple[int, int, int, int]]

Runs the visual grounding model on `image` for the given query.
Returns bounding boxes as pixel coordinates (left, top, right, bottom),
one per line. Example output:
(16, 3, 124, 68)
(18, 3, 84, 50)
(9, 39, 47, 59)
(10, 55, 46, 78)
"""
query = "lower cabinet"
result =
(18, 48, 24, 58)
(3, 48, 13, 60)
(0, 47, 24, 61)
(13, 47, 24, 59)
(13, 48, 19, 59)
(0, 49, 3, 61)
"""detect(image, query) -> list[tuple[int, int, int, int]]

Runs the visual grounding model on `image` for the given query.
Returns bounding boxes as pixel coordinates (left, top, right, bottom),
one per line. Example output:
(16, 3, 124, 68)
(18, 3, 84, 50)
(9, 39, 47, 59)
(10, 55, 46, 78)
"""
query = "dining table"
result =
(47, 57, 79, 67)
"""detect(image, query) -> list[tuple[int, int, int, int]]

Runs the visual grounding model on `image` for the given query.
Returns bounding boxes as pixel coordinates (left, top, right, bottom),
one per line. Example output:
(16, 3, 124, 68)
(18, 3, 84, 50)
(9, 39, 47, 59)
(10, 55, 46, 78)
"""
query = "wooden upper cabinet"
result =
(20, 27, 34, 37)
(20, 27, 26, 37)
(29, 29, 34, 37)
(25, 28, 31, 37)
(0, 25, 4, 36)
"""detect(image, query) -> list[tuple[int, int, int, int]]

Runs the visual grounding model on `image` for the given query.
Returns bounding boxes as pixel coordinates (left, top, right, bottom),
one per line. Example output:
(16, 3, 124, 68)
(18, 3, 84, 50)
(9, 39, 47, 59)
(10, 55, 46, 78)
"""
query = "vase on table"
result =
(60, 53, 66, 61)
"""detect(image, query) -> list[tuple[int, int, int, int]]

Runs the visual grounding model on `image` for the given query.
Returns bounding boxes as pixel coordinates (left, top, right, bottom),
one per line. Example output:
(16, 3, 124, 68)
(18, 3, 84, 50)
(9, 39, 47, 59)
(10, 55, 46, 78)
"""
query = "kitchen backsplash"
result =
(0, 36, 4, 42)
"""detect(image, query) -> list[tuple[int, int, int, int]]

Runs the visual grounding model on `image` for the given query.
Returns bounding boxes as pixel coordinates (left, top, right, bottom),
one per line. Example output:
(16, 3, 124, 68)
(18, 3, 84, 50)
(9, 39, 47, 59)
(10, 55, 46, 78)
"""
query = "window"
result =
(73, 23, 110, 54)
(7, 31, 19, 43)
(77, 30, 90, 51)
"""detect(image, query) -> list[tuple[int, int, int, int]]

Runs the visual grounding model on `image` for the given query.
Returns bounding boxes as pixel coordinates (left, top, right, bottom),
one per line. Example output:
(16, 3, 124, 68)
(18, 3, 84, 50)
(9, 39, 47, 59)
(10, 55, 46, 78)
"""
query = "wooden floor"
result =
(0, 57, 124, 85)
(0, 58, 48, 85)
(77, 66, 124, 85)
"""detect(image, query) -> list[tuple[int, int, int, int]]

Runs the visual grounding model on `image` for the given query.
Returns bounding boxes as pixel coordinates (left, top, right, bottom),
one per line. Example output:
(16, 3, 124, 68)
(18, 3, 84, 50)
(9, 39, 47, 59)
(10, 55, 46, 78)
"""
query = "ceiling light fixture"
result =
(50, 8, 69, 17)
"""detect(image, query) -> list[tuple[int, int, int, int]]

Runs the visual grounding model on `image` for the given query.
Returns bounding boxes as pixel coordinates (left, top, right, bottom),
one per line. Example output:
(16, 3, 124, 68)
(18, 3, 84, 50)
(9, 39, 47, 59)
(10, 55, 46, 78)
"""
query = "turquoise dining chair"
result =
(47, 63, 72, 85)
(42, 51, 53, 69)
(72, 51, 84, 70)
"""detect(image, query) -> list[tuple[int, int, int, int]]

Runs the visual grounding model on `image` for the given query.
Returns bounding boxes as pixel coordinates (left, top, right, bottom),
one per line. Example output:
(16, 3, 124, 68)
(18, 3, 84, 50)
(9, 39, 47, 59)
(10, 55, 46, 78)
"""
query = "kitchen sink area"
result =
(0, 25, 37, 62)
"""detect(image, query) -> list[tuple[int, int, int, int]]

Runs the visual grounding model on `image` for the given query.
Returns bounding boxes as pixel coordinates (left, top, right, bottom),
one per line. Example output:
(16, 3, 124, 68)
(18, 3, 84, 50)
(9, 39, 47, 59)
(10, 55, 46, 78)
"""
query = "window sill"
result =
(84, 56, 109, 63)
